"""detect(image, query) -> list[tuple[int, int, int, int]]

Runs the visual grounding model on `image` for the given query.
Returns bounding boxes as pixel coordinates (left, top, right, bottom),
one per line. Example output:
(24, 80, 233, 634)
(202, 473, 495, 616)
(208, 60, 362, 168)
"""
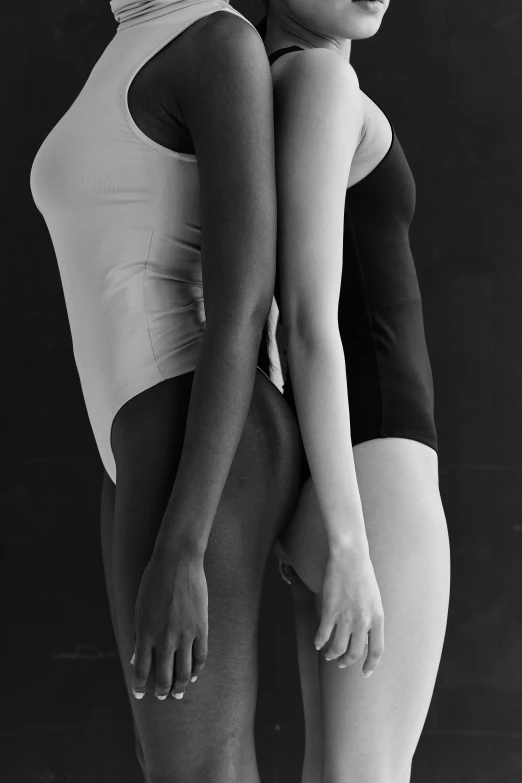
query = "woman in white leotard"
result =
(30, 2, 301, 780)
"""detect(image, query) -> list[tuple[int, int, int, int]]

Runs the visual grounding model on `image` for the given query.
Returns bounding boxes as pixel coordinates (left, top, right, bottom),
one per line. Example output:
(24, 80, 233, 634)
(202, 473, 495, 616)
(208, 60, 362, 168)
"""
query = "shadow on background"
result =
(2, 0, 522, 781)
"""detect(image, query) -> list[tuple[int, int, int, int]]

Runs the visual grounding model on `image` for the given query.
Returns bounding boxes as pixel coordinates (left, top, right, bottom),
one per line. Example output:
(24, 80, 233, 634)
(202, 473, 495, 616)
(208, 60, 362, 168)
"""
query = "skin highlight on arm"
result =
(274, 48, 367, 550)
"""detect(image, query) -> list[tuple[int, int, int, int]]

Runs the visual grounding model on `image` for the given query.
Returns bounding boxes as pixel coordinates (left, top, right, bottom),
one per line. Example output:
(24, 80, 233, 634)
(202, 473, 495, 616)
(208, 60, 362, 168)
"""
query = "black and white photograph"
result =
(3, 0, 521, 781)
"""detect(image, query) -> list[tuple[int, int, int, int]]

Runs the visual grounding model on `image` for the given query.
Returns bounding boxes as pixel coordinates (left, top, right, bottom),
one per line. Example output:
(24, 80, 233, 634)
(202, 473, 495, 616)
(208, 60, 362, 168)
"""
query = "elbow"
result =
(249, 288, 275, 332)
(285, 312, 340, 356)
(205, 290, 272, 338)
(286, 323, 345, 384)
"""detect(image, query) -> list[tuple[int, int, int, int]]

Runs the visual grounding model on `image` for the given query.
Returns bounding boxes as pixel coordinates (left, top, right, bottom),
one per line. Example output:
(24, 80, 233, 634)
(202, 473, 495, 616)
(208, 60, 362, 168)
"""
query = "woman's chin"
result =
(340, 18, 383, 40)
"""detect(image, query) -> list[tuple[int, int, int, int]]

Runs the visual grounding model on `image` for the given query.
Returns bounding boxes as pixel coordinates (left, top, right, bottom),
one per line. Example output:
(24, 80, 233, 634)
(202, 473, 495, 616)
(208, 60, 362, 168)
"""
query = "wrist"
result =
(327, 529, 369, 558)
(322, 500, 367, 549)
(154, 531, 207, 562)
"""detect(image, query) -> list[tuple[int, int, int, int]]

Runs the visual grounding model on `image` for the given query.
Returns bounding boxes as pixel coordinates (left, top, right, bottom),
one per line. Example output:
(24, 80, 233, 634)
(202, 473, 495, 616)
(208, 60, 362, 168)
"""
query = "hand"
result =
(131, 545, 208, 701)
(315, 543, 384, 677)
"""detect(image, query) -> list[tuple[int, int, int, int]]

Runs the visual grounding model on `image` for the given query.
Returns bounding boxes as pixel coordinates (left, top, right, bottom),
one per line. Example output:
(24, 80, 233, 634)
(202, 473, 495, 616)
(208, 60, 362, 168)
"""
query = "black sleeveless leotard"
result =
(269, 47, 437, 477)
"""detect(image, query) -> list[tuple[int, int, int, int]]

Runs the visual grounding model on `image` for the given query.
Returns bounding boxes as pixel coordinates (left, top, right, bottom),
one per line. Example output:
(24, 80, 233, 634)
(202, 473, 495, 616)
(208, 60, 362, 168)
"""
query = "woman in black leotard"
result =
(259, 1, 451, 781)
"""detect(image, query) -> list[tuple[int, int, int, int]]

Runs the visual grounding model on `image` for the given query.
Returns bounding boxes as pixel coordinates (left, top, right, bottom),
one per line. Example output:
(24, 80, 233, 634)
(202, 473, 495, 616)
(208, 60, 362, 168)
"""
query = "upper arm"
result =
(273, 50, 363, 341)
(177, 15, 276, 325)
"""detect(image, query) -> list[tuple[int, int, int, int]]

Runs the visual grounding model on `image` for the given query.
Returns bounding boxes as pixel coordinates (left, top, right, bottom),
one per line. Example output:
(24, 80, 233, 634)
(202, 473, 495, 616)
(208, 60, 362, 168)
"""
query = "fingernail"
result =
(130, 653, 135, 665)
(155, 694, 167, 700)
(338, 663, 348, 669)
(314, 644, 321, 650)
(363, 670, 373, 678)
(190, 676, 197, 682)
(133, 689, 145, 699)
(173, 691, 184, 700)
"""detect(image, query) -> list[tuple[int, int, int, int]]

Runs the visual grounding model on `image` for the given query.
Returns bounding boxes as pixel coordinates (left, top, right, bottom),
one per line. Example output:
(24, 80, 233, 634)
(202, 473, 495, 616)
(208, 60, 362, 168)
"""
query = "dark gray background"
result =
(2, 0, 522, 780)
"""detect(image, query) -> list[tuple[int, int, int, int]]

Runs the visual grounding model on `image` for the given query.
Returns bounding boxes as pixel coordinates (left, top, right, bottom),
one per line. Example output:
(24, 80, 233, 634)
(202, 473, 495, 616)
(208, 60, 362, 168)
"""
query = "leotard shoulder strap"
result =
(268, 45, 304, 66)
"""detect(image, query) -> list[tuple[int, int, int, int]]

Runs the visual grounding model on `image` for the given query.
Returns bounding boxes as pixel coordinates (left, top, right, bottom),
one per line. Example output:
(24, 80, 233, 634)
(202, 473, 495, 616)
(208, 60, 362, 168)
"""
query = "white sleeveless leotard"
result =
(30, 0, 259, 484)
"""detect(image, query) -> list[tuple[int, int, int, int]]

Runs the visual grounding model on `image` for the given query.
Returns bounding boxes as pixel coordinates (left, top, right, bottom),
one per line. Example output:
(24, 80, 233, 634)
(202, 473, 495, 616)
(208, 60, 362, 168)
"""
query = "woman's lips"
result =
(352, 0, 384, 11)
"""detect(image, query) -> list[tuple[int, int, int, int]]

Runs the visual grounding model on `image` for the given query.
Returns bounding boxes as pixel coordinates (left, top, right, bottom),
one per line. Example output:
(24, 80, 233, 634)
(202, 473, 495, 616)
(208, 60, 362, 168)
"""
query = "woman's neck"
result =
(264, 11, 351, 62)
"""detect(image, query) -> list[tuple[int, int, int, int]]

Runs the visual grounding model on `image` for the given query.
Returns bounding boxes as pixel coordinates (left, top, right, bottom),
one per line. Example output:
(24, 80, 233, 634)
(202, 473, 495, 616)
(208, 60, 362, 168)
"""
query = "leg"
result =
(100, 470, 148, 773)
(100, 472, 116, 637)
(277, 438, 451, 783)
(103, 371, 301, 783)
(279, 564, 324, 783)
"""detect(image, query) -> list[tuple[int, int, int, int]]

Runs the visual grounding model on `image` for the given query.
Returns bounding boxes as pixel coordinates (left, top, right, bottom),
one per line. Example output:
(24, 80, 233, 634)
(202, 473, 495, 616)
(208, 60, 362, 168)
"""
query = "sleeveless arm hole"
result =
(123, 3, 260, 161)
(352, 89, 395, 184)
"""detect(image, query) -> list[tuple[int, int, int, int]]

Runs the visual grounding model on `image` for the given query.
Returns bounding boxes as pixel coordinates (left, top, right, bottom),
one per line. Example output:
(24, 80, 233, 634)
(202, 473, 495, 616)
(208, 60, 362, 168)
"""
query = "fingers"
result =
(363, 621, 385, 677)
(321, 611, 384, 677)
(336, 622, 368, 668)
(154, 640, 175, 700)
(191, 632, 208, 679)
(171, 638, 193, 699)
(130, 631, 208, 702)
(323, 619, 350, 662)
(132, 636, 152, 699)
(278, 558, 293, 585)
(314, 607, 335, 651)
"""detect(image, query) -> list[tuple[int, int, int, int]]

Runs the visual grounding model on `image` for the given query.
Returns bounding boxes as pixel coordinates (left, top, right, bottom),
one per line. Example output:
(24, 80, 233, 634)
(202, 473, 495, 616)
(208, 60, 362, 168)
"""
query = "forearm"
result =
(154, 312, 265, 555)
(287, 330, 369, 552)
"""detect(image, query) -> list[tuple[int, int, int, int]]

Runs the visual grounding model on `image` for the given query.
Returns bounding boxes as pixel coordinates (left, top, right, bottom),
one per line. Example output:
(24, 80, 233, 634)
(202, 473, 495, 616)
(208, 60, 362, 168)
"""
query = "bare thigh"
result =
(100, 473, 148, 771)
(277, 438, 451, 783)
(102, 371, 301, 783)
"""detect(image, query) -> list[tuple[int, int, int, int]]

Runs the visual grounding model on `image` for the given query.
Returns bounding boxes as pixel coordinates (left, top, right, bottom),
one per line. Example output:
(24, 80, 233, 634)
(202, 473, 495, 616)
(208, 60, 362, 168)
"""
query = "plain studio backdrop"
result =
(2, 0, 522, 781)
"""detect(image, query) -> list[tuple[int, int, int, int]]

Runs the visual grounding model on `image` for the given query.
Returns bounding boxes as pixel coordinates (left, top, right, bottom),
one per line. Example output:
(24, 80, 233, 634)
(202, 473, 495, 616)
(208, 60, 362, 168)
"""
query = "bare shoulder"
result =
(180, 11, 268, 76)
(175, 10, 273, 133)
(273, 47, 360, 107)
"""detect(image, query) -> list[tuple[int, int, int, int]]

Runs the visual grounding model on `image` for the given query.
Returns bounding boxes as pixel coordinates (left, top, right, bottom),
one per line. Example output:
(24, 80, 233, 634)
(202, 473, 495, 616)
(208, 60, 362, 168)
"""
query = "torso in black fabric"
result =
(268, 47, 438, 464)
